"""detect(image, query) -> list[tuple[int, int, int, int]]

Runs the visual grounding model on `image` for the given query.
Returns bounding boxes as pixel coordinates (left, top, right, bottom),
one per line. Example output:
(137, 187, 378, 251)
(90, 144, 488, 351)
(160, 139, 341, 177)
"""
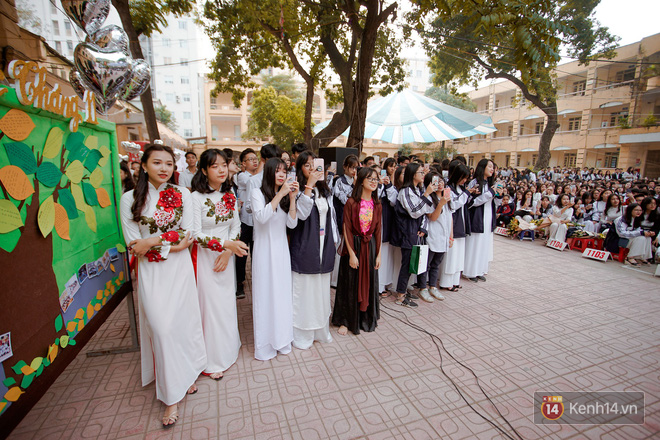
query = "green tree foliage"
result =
(201, 0, 405, 152)
(154, 104, 177, 130)
(244, 87, 305, 148)
(260, 73, 303, 102)
(424, 86, 476, 111)
(410, 0, 618, 169)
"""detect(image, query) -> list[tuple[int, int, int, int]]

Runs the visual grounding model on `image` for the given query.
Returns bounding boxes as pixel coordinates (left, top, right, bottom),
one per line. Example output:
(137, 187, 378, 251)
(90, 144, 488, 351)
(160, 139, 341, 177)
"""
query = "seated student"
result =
(600, 193, 623, 231)
(640, 196, 660, 263)
(496, 194, 514, 226)
(604, 203, 655, 266)
(548, 194, 573, 243)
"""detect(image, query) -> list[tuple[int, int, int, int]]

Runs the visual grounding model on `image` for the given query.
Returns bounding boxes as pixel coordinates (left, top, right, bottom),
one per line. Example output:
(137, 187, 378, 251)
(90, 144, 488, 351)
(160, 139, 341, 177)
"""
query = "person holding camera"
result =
(289, 152, 338, 349)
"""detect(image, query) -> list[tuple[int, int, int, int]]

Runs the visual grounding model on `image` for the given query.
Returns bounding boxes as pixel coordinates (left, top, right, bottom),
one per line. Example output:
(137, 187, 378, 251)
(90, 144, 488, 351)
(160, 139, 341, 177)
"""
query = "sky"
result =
(593, 0, 659, 47)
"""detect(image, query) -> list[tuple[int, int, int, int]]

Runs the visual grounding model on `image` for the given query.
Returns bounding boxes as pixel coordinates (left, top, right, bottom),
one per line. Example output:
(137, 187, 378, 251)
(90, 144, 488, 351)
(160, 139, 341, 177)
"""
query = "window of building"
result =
(183, 94, 191, 102)
(181, 58, 188, 66)
(184, 129, 193, 137)
(507, 126, 513, 137)
(52, 21, 60, 35)
(535, 122, 543, 134)
(181, 77, 190, 85)
(416, 70, 422, 78)
(163, 38, 170, 47)
(505, 155, 510, 167)
(604, 152, 619, 168)
(212, 125, 219, 140)
(183, 112, 191, 119)
(568, 117, 581, 131)
(166, 93, 175, 102)
(180, 40, 187, 48)
(519, 125, 525, 136)
(210, 96, 217, 104)
(55, 41, 62, 53)
(468, 156, 474, 167)
(67, 41, 73, 51)
(164, 57, 171, 64)
(485, 101, 489, 111)
(516, 155, 521, 167)
(64, 22, 72, 36)
(164, 75, 174, 84)
(495, 99, 500, 109)
(510, 96, 516, 107)
(532, 154, 538, 166)
(610, 108, 629, 126)
(179, 21, 187, 30)
(573, 80, 586, 96)
(615, 67, 635, 83)
(51, 4, 57, 14)
(563, 153, 577, 168)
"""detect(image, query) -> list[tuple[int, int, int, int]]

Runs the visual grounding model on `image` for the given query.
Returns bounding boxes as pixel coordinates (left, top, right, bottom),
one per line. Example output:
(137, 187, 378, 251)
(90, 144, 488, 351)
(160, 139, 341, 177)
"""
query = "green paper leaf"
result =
(57, 188, 78, 219)
(0, 229, 21, 253)
(2, 377, 16, 387)
(11, 361, 27, 375)
(65, 132, 84, 156)
(36, 162, 63, 187)
(0, 199, 23, 233)
(68, 145, 90, 164)
(4, 142, 37, 174)
(116, 243, 126, 253)
(84, 149, 103, 172)
(43, 358, 51, 367)
(82, 182, 98, 206)
(55, 338, 60, 345)
(35, 364, 44, 377)
(20, 373, 34, 389)
(55, 314, 63, 332)
(69, 339, 76, 346)
(43, 127, 64, 159)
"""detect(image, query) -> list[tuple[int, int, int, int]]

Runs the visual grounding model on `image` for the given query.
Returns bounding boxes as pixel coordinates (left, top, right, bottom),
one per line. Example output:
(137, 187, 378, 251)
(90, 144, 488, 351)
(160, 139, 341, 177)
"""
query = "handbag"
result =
(409, 236, 429, 275)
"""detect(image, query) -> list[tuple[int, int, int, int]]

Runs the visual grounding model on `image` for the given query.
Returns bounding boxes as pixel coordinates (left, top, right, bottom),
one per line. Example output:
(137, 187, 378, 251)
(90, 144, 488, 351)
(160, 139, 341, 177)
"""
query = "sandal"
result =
(201, 371, 223, 381)
(187, 384, 198, 394)
(625, 258, 640, 266)
(162, 404, 178, 428)
(639, 259, 650, 265)
(440, 286, 459, 292)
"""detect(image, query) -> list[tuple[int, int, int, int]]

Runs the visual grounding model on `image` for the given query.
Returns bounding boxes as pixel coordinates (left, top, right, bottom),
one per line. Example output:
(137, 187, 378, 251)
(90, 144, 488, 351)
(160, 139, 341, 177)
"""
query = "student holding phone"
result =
(290, 152, 338, 349)
(250, 158, 299, 360)
(378, 158, 399, 296)
(422, 172, 452, 300)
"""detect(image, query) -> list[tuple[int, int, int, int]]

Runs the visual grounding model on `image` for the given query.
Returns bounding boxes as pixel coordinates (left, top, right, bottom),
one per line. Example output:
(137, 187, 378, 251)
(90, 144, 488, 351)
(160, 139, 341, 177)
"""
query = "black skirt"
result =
(331, 234, 380, 335)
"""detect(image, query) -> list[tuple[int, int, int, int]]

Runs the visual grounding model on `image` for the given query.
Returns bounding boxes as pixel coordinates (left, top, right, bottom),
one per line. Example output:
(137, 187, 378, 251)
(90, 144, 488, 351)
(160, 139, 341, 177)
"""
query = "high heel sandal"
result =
(162, 404, 178, 428)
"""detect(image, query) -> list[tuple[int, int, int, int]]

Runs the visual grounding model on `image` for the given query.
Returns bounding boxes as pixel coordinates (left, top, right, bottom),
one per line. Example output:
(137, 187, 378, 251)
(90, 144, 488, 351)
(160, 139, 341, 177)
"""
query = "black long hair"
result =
(261, 157, 290, 211)
(191, 149, 233, 194)
(401, 162, 422, 191)
(351, 167, 381, 204)
(295, 151, 331, 198)
(641, 196, 658, 223)
(604, 193, 621, 214)
(473, 158, 494, 187)
(131, 144, 177, 222)
(424, 171, 442, 206)
(623, 203, 642, 228)
(383, 158, 397, 177)
(448, 162, 470, 188)
(393, 165, 405, 190)
(119, 160, 134, 193)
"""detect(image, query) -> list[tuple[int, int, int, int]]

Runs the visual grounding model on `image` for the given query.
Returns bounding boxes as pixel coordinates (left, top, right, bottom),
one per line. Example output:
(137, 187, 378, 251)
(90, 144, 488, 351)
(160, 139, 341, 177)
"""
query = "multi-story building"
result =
(447, 33, 660, 178)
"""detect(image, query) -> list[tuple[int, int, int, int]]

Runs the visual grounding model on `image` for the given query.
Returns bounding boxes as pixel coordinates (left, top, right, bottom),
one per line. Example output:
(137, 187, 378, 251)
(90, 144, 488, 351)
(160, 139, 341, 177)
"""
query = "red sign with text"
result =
(582, 248, 610, 261)
(546, 239, 567, 251)
(494, 227, 508, 236)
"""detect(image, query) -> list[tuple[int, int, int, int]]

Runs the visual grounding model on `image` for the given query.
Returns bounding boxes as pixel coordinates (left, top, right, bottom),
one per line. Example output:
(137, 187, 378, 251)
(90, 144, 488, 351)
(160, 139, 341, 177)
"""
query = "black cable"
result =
(378, 298, 524, 440)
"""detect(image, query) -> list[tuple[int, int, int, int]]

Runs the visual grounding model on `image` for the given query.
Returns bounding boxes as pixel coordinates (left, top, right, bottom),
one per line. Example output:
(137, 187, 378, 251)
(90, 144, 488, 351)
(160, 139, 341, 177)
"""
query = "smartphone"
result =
(380, 169, 387, 176)
(432, 176, 439, 186)
(313, 158, 324, 172)
(330, 161, 337, 172)
(424, 163, 430, 171)
(287, 171, 296, 182)
(443, 188, 451, 199)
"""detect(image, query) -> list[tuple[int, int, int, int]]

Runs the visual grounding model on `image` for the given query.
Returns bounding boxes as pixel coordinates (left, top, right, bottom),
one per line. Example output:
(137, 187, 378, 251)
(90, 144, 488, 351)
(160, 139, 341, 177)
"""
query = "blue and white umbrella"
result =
(314, 89, 496, 144)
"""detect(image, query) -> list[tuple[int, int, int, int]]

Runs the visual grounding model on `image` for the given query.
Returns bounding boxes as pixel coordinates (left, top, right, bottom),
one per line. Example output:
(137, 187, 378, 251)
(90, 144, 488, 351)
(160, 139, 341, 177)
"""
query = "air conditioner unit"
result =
(601, 122, 609, 128)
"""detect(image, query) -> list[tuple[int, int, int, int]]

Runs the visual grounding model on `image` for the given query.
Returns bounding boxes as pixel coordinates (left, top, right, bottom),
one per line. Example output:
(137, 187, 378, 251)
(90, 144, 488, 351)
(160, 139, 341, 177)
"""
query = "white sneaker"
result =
(418, 288, 434, 303)
(429, 287, 445, 301)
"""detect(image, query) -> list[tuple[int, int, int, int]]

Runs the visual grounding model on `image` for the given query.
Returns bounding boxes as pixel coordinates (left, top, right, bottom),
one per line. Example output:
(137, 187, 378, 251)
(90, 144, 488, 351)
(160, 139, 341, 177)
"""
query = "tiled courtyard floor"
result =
(9, 236, 660, 439)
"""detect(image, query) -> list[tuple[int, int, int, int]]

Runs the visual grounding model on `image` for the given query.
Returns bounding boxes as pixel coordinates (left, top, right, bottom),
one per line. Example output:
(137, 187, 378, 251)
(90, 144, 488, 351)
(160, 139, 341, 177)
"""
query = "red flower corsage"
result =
(157, 187, 182, 212)
(145, 249, 164, 262)
(207, 239, 223, 252)
(161, 230, 180, 243)
(223, 192, 236, 212)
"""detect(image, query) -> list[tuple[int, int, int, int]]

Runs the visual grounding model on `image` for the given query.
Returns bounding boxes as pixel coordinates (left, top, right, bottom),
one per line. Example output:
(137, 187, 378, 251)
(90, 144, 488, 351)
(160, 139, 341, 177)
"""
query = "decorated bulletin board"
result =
(0, 86, 130, 436)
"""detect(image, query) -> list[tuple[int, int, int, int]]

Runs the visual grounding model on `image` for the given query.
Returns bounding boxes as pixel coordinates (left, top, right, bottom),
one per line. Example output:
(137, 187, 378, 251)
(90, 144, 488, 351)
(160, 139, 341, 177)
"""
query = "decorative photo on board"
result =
(87, 261, 99, 278)
(77, 263, 88, 285)
(60, 289, 74, 313)
(108, 247, 119, 261)
(0, 332, 12, 363)
(66, 274, 80, 298)
(102, 250, 110, 270)
(96, 259, 104, 274)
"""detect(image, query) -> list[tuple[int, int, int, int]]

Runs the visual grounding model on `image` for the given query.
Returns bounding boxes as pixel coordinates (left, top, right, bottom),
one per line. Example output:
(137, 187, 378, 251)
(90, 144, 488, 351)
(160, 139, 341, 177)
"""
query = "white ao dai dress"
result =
(120, 183, 206, 405)
(191, 189, 242, 374)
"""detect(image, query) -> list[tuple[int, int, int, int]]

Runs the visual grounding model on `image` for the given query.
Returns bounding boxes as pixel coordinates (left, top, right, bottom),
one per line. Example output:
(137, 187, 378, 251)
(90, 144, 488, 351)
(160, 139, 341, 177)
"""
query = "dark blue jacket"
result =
(450, 184, 471, 238)
(290, 194, 336, 274)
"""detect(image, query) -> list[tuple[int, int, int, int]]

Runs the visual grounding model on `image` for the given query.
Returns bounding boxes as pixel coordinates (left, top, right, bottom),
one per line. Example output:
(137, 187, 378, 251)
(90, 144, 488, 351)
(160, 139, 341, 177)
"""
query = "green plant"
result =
(641, 114, 657, 128)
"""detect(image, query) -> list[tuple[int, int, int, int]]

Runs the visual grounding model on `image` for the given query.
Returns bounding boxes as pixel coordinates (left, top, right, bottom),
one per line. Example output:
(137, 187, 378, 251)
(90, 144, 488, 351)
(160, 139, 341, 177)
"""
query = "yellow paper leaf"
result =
(74, 308, 84, 320)
(83, 205, 97, 232)
(60, 335, 69, 348)
(65, 160, 84, 184)
(85, 136, 99, 149)
(96, 188, 111, 208)
(99, 145, 111, 158)
(96, 290, 103, 300)
(43, 127, 64, 159)
(77, 320, 84, 331)
(47, 344, 58, 362)
(0, 109, 35, 141)
(105, 280, 112, 289)
(53, 202, 70, 240)
(102, 297, 107, 306)
(0, 401, 6, 413)
(89, 168, 103, 188)
(71, 183, 85, 210)
(94, 303, 101, 311)
(4, 387, 24, 402)
(104, 289, 110, 297)
(20, 365, 35, 375)
(0, 199, 24, 233)
(98, 156, 108, 168)
(86, 304, 94, 319)
(66, 321, 77, 332)
(0, 165, 34, 200)
(119, 271, 124, 281)
(110, 285, 115, 294)
(110, 263, 115, 273)
(37, 195, 55, 238)
(30, 357, 43, 370)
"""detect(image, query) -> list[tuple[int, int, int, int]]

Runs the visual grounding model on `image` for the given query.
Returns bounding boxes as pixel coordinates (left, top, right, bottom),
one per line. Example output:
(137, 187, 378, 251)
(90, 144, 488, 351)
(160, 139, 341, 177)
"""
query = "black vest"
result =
(290, 195, 336, 274)
(451, 184, 471, 238)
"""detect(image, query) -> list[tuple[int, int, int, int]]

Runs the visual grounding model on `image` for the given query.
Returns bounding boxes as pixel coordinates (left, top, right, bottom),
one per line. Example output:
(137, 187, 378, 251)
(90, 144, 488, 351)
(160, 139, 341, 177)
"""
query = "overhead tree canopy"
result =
(202, 0, 405, 153)
(409, 0, 618, 169)
(243, 86, 305, 148)
(424, 86, 476, 112)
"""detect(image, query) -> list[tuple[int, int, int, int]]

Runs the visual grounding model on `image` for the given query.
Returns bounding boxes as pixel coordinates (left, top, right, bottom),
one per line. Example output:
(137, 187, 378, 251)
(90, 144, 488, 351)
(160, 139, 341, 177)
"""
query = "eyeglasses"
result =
(366, 177, 379, 183)
(244, 157, 258, 162)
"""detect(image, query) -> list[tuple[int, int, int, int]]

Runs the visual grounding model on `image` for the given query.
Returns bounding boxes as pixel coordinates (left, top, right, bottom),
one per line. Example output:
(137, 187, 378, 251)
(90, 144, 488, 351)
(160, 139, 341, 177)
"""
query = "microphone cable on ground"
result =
(379, 298, 524, 440)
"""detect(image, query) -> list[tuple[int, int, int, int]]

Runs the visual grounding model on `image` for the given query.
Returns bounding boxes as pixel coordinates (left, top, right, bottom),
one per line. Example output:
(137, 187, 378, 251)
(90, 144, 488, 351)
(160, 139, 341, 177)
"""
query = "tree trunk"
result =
(303, 79, 314, 148)
(112, 0, 160, 142)
(536, 103, 559, 170)
(311, 108, 351, 151)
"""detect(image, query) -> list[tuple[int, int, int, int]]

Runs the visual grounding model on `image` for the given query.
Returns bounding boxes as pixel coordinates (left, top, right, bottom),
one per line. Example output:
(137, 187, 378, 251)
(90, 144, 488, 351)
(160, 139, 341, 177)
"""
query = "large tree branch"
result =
(259, 21, 313, 84)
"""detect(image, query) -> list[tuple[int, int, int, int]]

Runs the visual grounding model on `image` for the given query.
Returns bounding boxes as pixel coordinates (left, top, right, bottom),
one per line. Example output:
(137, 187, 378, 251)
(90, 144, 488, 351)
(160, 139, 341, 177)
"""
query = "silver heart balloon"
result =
(73, 43, 134, 105)
(121, 59, 151, 101)
(61, 0, 111, 35)
(86, 25, 130, 55)
(69, 67, 86, 99)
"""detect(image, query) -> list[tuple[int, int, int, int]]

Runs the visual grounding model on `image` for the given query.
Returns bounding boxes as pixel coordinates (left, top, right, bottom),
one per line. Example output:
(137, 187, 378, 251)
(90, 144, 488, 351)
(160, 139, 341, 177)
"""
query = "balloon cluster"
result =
(63, 0, 151, 114)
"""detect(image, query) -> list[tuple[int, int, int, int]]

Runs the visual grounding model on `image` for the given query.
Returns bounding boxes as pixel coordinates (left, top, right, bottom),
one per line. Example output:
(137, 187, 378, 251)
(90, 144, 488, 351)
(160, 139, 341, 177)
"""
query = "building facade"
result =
(448, 33, 660, 177)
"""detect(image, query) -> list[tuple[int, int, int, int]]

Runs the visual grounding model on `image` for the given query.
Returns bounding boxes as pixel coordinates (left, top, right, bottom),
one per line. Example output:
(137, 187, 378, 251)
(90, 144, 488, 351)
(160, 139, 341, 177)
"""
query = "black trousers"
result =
(396, 247, 427, 294)
(426, 251, 446, 287)
(235, 223, 254, 287)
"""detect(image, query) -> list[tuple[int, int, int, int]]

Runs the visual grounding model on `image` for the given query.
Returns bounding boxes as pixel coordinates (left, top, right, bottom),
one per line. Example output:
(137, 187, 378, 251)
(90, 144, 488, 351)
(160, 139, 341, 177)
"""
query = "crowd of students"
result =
(118, 143, 658, 427)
